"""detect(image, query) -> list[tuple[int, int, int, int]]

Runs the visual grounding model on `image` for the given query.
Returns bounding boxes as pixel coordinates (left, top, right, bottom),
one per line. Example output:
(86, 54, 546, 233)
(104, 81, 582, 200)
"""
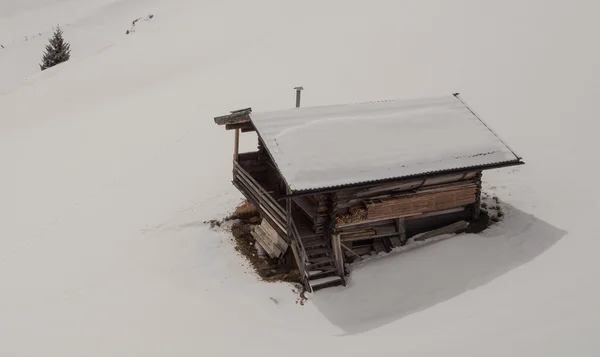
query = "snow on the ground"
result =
(0, 0, 165, 94)
(1, 0, 600, 356)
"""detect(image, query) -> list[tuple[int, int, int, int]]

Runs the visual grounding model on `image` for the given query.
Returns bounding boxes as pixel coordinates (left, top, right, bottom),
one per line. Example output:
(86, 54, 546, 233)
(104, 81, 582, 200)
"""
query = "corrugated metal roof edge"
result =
(453, 94, 523, 160)
(249, 95, 449, 118)
(282, 158, 524, 199)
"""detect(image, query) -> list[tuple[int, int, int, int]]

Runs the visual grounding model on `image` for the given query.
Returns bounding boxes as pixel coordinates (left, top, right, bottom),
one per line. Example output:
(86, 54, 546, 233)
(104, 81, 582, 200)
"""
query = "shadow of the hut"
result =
(312, 204, 566, 335)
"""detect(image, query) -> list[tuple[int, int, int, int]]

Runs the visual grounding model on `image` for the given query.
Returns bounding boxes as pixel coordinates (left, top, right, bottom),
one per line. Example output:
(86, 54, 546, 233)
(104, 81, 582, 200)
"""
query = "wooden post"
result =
(233, 128, 240, 162)
(472, 171, 483, 220)
(395, 217, 406, 245)
(331, 233, 345, 276)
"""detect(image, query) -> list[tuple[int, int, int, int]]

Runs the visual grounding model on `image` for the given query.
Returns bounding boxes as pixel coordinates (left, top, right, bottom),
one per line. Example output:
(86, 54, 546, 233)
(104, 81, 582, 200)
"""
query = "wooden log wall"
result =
(292, 193, 337, 237)
(365, 182, 477, 220)
(309, 194, 330, 234)
(330, 171, 483, 258)
(334, 171, 478, 217)
(470, 171, 483, 219)
(290, 171, 482, 250)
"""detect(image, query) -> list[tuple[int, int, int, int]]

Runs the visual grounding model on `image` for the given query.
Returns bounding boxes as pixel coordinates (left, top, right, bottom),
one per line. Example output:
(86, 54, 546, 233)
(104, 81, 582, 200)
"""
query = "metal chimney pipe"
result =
(294, 86, 304, 108)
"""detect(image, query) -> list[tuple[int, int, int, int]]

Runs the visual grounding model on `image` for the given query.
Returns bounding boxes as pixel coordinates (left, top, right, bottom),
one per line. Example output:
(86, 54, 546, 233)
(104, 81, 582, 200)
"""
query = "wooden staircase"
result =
(295, 223, 345, 291)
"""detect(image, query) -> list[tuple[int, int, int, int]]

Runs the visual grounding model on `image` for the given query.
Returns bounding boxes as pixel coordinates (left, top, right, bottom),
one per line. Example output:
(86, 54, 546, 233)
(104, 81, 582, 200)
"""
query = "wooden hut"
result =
(214, 93, 524, 291)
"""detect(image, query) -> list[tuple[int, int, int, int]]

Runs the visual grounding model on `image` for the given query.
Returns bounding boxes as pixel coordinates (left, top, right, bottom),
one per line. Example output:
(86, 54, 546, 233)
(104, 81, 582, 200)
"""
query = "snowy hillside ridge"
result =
(2, 0, 598, 355)
(0, 0, 165, 94)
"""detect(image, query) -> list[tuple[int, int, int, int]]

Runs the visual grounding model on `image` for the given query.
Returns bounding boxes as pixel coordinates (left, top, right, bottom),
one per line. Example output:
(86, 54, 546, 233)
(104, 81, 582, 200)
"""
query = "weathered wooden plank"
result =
(342, 231, 403, 243)
(389, 236, 403, 247)
(214, 110, 251, 125)
(368, 198, 474, 215)
(233, 128, 240, 161)
(234, 173, 283, 220)
(365, 187, 477, 208)
(356, 178, 426, 197)
(368, 197, 475, 220)
(251, 219, 289, 259)
(413, 220, 469, 241)
(290, 240, 308, 290)
(293, 196, 318, 221)
(337, 218, 396, 232)
(234, 177, 287, 235)
(226, 122, 254, 131)
(232, 180, 287, 238)
(241, 165, 267, 174)
(234, 162, 286, 218)
(233, 175, 286, 233)
(366, 187, 477, 220)
(373, 239, 385, 253)
(344, 172, 478, 199)
(331, 234, 344, 276)
(335, 207, 466, 230)
(395, 217, 406, 245)
(344, 245, 371, 257)
(341, 232, 377, 241)
(340, 242, 362, 260)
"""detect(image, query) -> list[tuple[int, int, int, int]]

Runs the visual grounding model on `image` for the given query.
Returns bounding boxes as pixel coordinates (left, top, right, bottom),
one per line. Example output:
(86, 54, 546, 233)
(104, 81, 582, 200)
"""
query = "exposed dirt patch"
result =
(482, 192, 505, 223)
(468, 192, 504, 233)
(208, 200, 302, 286)
(227, 200, 260, 221)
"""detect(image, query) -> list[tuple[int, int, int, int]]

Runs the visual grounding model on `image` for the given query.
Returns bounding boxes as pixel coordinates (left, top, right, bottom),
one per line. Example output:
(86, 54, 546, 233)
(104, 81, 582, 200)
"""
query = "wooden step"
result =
(305, 247, 331, 257)
(307, 266, 338, 280)
(309, 276, 344, 292)
(302, 238, 328, 249)
(306, 256, 335, 269)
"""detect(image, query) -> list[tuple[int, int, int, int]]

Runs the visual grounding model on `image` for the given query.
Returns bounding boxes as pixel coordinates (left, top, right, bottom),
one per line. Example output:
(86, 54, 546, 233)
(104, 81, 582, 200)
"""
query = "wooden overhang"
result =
(214, 108, 255, 132)
(279, 160, 524, 200)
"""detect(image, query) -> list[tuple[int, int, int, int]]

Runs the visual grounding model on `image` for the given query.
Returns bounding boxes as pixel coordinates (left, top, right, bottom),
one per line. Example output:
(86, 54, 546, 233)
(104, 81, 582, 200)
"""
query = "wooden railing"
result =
(233, 161, 287, 236)
(289, 219, 310, 283)
(233, 160, 312, 290)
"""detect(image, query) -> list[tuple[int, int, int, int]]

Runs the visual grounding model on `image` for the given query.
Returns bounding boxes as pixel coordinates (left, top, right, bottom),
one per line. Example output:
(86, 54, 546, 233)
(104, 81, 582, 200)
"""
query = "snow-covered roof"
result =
(250, 94, 522, 192)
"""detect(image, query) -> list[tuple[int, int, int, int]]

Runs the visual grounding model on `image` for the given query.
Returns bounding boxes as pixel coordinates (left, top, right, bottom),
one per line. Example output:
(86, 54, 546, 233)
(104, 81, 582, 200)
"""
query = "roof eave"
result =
(214, 108, 252, 126)
(280, 159, 524, 200)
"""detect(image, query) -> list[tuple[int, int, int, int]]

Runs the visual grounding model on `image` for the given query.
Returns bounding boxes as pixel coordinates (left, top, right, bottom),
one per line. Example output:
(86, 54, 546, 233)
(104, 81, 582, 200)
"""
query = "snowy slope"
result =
(0, 0, 165, 93)
(1, 0, 599, 356)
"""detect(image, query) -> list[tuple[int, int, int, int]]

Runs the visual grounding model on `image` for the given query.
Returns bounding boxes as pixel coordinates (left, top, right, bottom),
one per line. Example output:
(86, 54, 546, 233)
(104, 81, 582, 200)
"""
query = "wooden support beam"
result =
(335, 207, 466, 232)
(331, 233, 345, 276)
(233, 128, 240, 162)
(394, 217, 406, 246)
(341, 242, 362, 260)
(226, 122, 253, 131)
(414, 220, 469, 242)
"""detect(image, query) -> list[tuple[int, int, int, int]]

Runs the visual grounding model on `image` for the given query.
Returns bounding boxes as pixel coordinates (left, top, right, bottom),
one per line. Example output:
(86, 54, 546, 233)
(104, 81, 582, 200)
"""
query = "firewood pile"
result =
(336, 208, 368, 225)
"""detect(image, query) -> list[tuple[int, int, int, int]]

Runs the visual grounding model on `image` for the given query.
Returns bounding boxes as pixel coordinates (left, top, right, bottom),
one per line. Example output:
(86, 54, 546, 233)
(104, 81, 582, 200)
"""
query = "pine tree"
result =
(40, 25, 71, 71)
